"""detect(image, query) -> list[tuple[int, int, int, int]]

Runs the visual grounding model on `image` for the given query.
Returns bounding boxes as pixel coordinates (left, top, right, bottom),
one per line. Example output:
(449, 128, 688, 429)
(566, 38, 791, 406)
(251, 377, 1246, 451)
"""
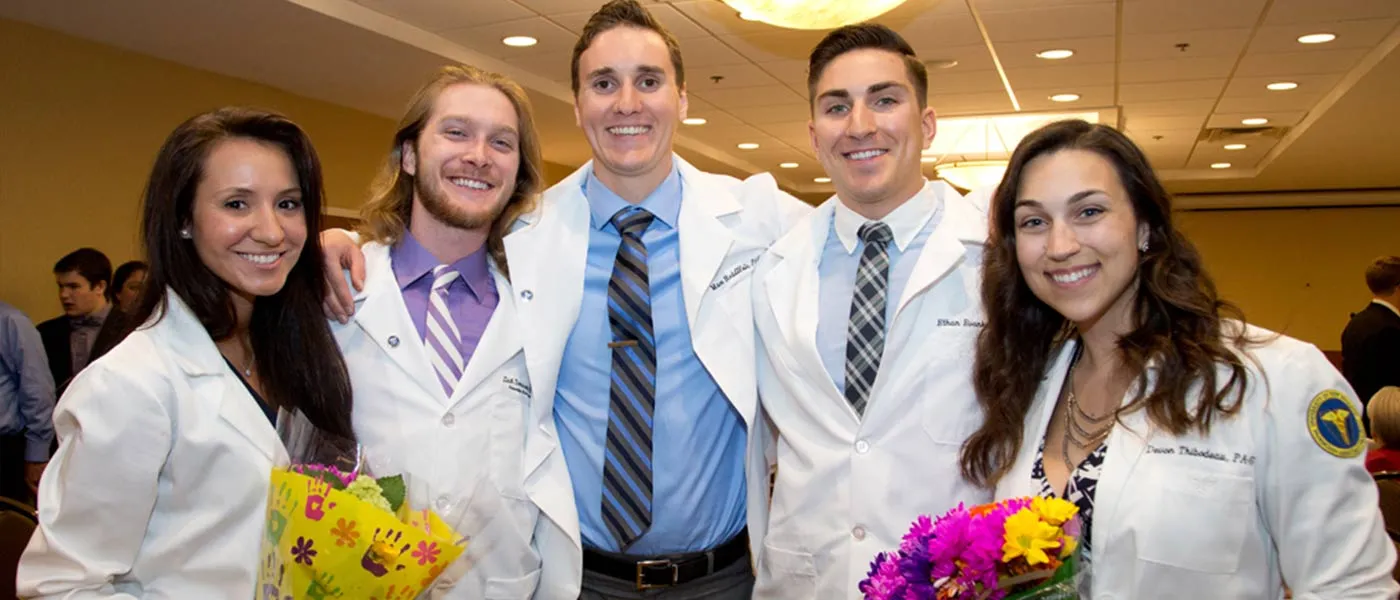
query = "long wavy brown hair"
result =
(960, 119, 1255, 489)
(358, 65, 543, 277)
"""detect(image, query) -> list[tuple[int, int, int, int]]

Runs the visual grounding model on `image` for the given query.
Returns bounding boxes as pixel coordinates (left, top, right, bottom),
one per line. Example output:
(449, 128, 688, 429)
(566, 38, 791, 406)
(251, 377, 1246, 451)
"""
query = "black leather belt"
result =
(583, 529, 749, 590)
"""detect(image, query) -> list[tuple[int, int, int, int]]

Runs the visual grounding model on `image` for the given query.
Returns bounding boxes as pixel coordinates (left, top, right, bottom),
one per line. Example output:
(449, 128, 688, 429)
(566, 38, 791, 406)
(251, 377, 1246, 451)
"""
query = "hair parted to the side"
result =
(1370, 387, 1400, 449)
(358, 64, 543, 277)
(807, 23, 929, 111)
(570, 0, 686, 96)
(53, 247, 113, 290)
(960, 119, 1258, 489)
(137, 106, 355, 440)
(1364, 256, 1400, 295)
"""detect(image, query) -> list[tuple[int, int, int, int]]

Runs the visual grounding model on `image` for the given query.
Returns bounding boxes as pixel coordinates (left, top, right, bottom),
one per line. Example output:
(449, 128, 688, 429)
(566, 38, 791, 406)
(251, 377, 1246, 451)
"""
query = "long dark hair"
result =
(960, 119, 1252, 488)
(136, 107, 354, 440)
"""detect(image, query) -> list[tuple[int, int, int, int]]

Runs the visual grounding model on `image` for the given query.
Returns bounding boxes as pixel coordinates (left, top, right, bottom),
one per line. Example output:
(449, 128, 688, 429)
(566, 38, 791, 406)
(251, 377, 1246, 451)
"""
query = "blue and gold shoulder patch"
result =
(1308, 389, 1364, 459)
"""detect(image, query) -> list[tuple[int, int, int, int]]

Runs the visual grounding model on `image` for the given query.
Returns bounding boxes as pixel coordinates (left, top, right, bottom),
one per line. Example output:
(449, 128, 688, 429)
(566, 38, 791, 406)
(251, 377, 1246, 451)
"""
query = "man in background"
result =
(37, 248, 129, 389)
(0, 300, 55, 503)
(1343, 256, 1400, 423)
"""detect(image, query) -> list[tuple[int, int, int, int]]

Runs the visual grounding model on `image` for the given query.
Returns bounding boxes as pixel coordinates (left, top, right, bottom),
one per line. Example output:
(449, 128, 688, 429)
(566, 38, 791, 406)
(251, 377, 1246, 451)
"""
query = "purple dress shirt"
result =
(390, 232, 498, 371)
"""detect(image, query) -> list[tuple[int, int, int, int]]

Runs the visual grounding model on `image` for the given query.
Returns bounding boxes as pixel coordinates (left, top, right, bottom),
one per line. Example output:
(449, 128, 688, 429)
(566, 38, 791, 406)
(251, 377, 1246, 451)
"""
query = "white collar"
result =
(832, 179, 938, 254)
(1374, 299, 1400, 318)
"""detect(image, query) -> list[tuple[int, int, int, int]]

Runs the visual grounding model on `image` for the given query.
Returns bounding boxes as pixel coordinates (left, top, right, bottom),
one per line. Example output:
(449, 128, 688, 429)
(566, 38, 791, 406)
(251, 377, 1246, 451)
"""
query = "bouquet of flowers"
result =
(859, 497, 1084, 600)
(257, 410, 471, 599)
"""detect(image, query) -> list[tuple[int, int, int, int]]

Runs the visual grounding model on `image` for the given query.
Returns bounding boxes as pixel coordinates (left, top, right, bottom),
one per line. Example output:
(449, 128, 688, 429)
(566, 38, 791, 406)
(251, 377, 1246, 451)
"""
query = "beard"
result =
(414, 168, 511, 231)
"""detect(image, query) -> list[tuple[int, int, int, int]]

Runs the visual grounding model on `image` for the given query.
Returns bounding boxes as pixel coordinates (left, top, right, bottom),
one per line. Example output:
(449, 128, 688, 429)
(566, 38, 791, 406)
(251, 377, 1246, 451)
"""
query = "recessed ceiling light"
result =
(779, 162, 799, 168)
(1049, 93, 1081, 102)
(682, 117, 707, 125)
(1266, 81, 1298, 91)
(1297, 33, 1336, 44)
(1036, 49, 1074, 60)
(1223, 143, 1247, 150)
(502, 36, 537, 47)
(737, 142, 760, 150)
(814, 177, 831, 183)
(1210, 162, 1232, 169)
(1241, 117, 1269, 126)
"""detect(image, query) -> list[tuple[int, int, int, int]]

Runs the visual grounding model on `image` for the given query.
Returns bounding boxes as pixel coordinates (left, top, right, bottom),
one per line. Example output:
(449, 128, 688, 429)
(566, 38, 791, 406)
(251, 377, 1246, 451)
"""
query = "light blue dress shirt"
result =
(817, 184, 943, 392)
(554, 160, 748, 554)
(0, 301, 56, 462)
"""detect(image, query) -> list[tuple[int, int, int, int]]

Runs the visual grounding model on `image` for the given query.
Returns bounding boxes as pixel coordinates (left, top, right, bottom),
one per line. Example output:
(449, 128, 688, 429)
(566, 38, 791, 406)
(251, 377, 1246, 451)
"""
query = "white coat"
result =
(502, 157, 811, 599)
(997, 329, 1400, 599)
(332, 241, 541, 599)
(19, 292, 289, 598)
(748, 182, 995, 599)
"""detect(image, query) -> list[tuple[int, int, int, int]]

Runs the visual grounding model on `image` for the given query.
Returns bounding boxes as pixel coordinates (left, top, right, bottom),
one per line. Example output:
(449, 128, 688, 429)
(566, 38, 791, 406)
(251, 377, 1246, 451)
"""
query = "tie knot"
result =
(611, 208, 655, 237)
(858, 221, 893, 246)
(431, 265, 461, 291)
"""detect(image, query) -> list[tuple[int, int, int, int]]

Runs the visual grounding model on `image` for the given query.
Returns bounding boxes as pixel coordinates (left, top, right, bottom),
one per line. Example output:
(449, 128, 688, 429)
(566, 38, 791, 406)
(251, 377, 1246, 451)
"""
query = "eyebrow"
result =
(587, 65, 667, 80)
(1014, 189, 1106, 209)
(438, 116, 519, 138)
(815, 80, 908, 104)
(216, 186, 302, 196)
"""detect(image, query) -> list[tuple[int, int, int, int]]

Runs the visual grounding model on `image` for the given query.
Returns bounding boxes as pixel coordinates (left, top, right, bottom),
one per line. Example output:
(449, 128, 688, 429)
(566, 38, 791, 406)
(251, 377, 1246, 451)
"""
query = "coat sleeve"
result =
(18, 359, 173, 599)
(1260, 343, 1399, 599)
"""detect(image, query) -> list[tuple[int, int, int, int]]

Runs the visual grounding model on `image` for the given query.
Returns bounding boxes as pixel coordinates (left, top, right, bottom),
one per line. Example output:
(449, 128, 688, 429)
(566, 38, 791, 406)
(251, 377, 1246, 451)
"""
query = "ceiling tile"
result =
(1235, 48, 1369, 77)
(692, 84, 805, 108)
(758, 59, 808, 84)
(756, 121, 811, 141)
(1248, 19, 1400, 53)
(1190, 140, 1276, 161)
(718, 30, 829, 64)
(992, 37, 1116, 68)
(1004, 62, 1115, 89)
(1213, 93, 1321, 113)
(930, 91, 1017, 115)
(675, 36, 749, 68)
(1264, 0, 1400, 25)
(895, 10, 985, 51)
(726, 103, 812, 125)
(1124, 115, 1207, 131)
(509, 0, 592, 15)
(504, 50, 574, 85)
(1185, 153, 1261, 169)
(1220, 73, 1341, 99)
(1121, 29, 1251, 61)
(979, 4, 1116, 42)
(440, 17, 577, 59)
(1122, 0, 1267, 34)
(1118, 57, 1235, 83)
(1205, 111, 1307, 128)
(352, 0, 532, 31)
(1119, 79, 1228, 103)
(1015, 86, 1114, 112)
(928, 69, 1009, 95)
(684, 62, 784, 91)
(1122, 98, 1218, 117)
(550, 4, 711, 39)
(681, 97, 745, 127)
(919, 44, 998, 72)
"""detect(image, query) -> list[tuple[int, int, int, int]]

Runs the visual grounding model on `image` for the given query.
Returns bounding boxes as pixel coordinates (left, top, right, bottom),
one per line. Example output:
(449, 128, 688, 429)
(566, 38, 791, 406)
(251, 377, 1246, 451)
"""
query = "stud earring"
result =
(1139, 239, 1149, 252)
(179, 228, 192, 239)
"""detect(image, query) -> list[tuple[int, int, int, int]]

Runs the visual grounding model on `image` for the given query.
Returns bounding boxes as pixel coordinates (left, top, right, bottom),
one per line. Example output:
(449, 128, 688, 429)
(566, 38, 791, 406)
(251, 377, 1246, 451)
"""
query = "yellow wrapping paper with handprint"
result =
(257, 469, 467, 599)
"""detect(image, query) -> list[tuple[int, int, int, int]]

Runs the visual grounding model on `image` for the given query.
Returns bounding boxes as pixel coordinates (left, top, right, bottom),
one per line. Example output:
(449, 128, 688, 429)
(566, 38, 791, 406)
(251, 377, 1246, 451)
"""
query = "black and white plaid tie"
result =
(844, 221, 894, 416)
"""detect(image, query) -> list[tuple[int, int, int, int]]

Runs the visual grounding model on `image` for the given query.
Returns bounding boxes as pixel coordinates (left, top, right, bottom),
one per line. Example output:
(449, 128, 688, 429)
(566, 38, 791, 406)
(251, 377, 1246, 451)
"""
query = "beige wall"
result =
(1176, 204, 1400, 352)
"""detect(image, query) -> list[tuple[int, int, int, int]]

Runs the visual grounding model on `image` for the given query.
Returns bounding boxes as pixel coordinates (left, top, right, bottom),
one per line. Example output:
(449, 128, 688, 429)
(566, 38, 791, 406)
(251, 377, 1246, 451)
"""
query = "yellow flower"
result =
(1030, 497, 1078, 527)
(1059, 534, 1078, 558)
(1002, 508, 1061, 565)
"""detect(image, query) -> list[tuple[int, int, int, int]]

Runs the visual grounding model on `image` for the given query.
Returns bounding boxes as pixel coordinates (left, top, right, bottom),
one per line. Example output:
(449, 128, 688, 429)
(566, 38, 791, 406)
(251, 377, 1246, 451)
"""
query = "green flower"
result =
(345, 475, 392, 512)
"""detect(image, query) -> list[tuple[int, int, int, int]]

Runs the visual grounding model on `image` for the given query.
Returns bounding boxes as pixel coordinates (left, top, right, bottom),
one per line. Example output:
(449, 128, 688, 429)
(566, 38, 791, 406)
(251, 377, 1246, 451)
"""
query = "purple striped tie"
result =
(424, 265, 464, 397)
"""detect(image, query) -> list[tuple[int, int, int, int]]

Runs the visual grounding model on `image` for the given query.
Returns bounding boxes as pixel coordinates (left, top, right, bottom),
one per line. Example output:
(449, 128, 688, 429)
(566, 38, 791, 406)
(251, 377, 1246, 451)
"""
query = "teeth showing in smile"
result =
(238, 253, 279, 265)
(450, 177, 491, 190)
(1051, 266, 1096, 284)
(845, 149, 887, 160)
(608, 126, 650, 136)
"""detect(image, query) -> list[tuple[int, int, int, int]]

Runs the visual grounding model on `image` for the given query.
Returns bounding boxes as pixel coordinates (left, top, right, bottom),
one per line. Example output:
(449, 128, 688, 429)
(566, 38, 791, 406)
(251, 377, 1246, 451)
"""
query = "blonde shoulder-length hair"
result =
(358, 64, 543, 277)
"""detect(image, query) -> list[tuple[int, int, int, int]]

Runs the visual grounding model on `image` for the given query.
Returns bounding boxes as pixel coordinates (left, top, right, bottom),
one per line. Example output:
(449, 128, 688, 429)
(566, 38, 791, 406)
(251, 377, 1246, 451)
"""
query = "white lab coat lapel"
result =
(448, 265, 520, 410)
(162, 294, 287, 465)
(351, 243, 442, 403)
(892, 181, 983, 321)
(675, 159, 738, 329)
(761, 200, 849, 412)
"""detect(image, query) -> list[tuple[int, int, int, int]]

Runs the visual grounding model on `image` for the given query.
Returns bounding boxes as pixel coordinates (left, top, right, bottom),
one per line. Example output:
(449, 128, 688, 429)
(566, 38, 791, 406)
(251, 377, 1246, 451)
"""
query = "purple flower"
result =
(291, 536, 317, 566)
(860, 552, 908, 600)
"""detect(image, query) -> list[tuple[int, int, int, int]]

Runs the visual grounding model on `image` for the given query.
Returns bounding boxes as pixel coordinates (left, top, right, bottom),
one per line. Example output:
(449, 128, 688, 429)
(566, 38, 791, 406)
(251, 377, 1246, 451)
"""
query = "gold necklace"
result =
(1061, 348, 1114, 468)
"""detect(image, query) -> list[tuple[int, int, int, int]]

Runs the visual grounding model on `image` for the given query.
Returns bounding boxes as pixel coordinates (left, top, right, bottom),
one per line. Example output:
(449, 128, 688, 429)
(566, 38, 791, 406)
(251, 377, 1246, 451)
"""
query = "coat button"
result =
(855, 440, 870, 454)
(852, 525, 866, 540)
(441, 413, 455, 427)
(387, 335, 400, 347)
(520, 290, 533, 301)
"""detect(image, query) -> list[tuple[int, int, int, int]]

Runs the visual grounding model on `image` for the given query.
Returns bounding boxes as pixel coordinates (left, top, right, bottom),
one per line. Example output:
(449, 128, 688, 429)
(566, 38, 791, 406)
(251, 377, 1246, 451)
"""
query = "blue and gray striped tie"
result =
(601, 207, 657, 550)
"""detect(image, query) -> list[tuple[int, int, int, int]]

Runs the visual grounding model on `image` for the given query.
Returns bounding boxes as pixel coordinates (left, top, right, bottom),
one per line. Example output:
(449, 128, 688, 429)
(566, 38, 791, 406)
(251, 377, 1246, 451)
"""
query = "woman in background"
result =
(110, 260, 148, 315)
(19, 107, 354, 598)
(1367, 387, 1400, 473)
(961, 119, 1396, 598)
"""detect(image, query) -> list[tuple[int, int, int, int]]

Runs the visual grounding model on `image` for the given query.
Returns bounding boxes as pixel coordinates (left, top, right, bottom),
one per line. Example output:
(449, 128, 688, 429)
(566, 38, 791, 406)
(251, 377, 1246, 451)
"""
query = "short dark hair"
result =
(571, 0, 685, 96)
(1365, 256, 1400, 295)
(53, 248, 112, 290)
(137, 107, 355, 441)
(111, 260, 149, 302)
(807, 23, 928, 111)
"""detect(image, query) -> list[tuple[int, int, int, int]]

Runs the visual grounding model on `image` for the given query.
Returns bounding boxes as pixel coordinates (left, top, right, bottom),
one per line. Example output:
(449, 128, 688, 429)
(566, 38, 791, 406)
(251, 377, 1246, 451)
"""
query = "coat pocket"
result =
(484, 567, 541, 599)
(755, 542, 817, 598)
(1136, 467, 1253, 573)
